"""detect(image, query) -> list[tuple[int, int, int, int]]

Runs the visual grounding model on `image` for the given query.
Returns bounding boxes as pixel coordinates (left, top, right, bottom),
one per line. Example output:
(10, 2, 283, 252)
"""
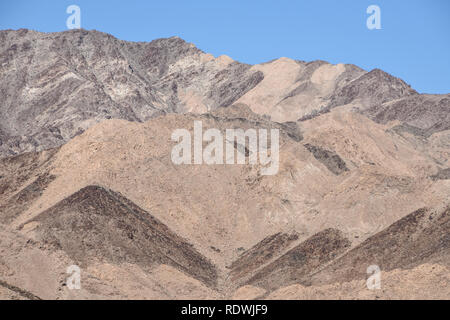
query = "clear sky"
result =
(1, 0, 449, 93)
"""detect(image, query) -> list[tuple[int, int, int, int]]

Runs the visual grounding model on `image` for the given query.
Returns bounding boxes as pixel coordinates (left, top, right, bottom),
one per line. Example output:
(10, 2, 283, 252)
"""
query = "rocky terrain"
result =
(0, 29, 449, 300)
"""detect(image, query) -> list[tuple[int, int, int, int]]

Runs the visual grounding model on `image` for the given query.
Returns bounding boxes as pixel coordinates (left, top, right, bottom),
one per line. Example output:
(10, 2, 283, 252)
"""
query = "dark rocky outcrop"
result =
(243, 229, 351, 291)
(328, 68, 418, 109)
(311, 206, 450, 285)
(364, 94, 450, 137)
(304, 143, 349, 175)
(21, 185, 218, 287)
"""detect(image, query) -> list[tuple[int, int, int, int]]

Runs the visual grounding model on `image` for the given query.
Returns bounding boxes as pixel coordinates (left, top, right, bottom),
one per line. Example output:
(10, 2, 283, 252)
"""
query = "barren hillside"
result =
(0, 29, 449, 299)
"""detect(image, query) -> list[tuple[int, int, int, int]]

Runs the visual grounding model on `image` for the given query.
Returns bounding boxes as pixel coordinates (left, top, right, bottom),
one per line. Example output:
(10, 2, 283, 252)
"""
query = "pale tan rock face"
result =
(236, 58, 304, 120)
(0, 29, 448, 300)
(235, 59, 367, 122)
(232, 285, 266, 300)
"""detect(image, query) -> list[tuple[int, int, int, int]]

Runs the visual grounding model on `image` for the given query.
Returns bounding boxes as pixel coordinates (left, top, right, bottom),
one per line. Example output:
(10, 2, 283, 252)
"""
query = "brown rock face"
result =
(243, 229, 351, 291)
(22, 185, 218, 288)
(0, 29, 263, 157)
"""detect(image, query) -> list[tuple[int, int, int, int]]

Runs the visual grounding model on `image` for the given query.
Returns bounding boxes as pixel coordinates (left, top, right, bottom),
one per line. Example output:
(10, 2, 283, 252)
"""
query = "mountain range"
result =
(0, 29, 448, 299)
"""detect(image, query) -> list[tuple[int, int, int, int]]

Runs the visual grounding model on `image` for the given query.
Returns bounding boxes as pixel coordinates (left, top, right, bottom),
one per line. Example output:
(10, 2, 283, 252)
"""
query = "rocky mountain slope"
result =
(0, 29, 262, 156)
(1, 29, 448, 158)
(0, 29, 449, 299)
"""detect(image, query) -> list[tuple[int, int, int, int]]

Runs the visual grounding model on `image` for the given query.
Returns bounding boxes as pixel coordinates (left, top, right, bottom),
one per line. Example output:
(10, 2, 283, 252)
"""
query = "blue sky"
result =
(1, 0, 449, 93)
